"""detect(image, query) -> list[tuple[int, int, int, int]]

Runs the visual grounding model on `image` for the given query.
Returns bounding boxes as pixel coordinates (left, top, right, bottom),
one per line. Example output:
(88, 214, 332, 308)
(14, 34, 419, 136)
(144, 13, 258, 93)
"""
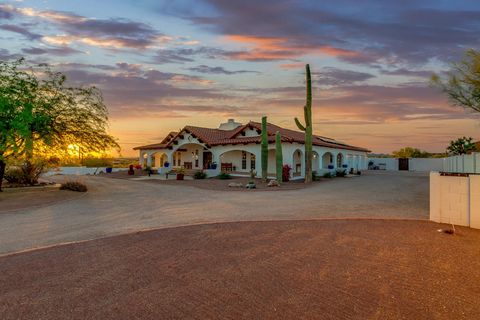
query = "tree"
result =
(432, 49, 480, 113)
(392, 147, 430, 158)
(446, 137, 476, 155)
(0, 58, 119, 191)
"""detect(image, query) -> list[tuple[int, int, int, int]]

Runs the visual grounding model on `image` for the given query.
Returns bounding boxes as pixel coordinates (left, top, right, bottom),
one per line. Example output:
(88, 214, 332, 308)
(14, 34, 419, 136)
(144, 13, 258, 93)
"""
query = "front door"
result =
(203, 151, 213, 169)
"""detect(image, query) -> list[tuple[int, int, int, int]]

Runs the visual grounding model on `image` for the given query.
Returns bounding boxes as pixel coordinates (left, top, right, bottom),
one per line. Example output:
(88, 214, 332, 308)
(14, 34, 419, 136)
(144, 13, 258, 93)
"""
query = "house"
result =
(134, 119, 370, 179)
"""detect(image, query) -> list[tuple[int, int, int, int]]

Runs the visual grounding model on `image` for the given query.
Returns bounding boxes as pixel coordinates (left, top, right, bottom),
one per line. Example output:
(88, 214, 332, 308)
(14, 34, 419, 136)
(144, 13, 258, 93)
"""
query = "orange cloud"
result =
(223, 34, 362, 61)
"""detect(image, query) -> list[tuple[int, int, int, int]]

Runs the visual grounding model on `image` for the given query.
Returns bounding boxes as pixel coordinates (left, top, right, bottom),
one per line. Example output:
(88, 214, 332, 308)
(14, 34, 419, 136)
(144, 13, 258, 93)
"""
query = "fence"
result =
(367, 157, 444, 172)
(442, 153, 480, 173)
(430, 172, 480, 229)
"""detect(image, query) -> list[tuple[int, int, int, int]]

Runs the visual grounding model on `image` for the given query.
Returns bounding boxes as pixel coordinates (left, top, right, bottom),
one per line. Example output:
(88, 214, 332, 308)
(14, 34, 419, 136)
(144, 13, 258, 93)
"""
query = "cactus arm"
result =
(261, 116, 268, 181)
(294, 117, 306, 131)
(275, 131, 283, 184)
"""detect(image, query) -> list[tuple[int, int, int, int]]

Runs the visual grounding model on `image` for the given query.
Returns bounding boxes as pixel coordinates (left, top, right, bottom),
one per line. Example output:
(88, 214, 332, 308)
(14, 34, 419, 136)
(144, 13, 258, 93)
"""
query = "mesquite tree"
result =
(294, 64, 313, 183)
(0, 58, 119, 191)
(261, 116, 268, 181)
(432, 49, 480, 114)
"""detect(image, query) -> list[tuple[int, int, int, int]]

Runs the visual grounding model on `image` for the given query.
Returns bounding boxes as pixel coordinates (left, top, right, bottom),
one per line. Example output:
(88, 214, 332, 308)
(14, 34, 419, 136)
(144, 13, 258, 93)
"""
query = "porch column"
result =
(146, 153, 152, 167)
(139, 151, 145, 167)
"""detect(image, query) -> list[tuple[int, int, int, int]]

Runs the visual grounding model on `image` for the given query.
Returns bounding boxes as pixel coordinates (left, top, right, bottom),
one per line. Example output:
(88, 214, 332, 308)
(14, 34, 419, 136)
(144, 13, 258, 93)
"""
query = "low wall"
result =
(45, 167, 125, 176)
(430, 172, 480, 229)
(368, 157, 444, 172)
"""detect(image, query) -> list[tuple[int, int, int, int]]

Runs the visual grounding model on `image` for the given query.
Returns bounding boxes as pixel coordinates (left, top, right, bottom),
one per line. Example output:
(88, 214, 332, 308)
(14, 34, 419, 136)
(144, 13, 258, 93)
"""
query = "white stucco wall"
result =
(442, 153, 480, 173)
(430, 172, 480, 228)
(368, 157, 444, 172)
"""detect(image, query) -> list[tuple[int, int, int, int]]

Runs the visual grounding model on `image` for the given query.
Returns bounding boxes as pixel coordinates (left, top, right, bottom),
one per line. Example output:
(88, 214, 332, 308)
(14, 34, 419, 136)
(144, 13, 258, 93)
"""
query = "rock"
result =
(245, 182, 256, 189)
(228, 182, 243, 188)
(267, 180, 280, 187)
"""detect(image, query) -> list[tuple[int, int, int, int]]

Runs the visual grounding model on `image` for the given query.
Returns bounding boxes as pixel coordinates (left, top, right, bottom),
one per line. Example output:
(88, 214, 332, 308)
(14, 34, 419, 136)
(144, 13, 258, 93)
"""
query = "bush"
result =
(4, 167, 26, 184)
(194, 171, 207, 179)
(60, 181, 88, 192)
(335, 169, 347, 177)
(323, 172, 333, 179)
(217, 172, 232, 180)
(4, 161, 46, 185)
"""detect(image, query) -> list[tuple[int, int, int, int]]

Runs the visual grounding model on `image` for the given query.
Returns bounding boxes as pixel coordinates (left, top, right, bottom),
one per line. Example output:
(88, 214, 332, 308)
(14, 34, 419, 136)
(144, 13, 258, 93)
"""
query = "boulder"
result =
(267, 180, 280, 187)
(245, 182, 256, 189)
(228, 182, 243, 188)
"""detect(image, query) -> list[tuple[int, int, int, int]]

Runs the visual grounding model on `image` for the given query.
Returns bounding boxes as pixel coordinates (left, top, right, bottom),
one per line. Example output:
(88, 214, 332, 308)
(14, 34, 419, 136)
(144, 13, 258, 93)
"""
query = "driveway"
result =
(0, 171, 429, 255)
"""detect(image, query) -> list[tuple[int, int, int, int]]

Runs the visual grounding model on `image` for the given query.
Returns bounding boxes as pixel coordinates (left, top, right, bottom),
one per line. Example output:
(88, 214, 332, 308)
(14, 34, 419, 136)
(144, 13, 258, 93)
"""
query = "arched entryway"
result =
(312, 151, 320, 173)
(336, 153, 344, 168)
(172, 143, 205, 169)
(220, 149, 257, 173)
(292, 149, 303, 177)
(152, 152, 168, 168)
(322, 152, 333, 169)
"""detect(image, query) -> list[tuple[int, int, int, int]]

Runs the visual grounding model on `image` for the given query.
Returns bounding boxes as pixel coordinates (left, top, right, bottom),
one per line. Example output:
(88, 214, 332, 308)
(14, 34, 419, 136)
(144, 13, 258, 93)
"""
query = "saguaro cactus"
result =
(275, 131, 283, 183)
(294, 64, 313, 183)
(261, 116, 268, 181)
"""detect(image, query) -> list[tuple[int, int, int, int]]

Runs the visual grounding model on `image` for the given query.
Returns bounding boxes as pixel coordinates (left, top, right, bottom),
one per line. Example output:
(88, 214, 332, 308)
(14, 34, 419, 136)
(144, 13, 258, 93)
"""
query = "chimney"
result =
(218, 119, 242, 130)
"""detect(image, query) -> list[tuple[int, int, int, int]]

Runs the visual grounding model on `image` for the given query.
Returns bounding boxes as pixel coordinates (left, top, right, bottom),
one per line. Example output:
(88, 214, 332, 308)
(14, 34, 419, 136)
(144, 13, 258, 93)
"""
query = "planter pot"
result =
(164, 162, 170, 168)
(328, 165, 334, 170)
(176, 173, 184, 180)
(128, 170, 134, 175)
(106, 167, 113, 173)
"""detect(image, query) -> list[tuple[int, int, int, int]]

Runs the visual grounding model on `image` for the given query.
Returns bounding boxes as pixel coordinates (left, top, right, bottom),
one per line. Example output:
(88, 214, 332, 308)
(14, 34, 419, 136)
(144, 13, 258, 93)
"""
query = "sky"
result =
(1, 0, 480, 156)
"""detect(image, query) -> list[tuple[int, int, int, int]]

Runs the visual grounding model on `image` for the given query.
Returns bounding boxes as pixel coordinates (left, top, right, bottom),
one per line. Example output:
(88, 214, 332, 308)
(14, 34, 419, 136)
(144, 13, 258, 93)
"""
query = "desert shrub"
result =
(335, 169, 347, 177)
(4, 161, 46, 185)
(83, 157, 113, 168)
(323, 172, 333, 179)
(4, 167, 26, 184)
(194, 171, 207, 179)
(60, 181, 88, 192)
(217, 172, 232, 180)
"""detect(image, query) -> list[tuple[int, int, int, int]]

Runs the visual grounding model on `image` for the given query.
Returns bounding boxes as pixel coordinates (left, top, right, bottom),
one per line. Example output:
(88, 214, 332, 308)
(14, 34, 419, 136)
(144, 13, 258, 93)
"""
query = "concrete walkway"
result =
(0, 171, 429, 255)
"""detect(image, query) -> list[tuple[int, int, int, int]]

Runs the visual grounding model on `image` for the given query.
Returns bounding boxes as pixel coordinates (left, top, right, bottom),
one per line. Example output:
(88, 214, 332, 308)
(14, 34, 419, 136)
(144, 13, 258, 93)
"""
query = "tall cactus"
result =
(275, 131, 283, 183)
(294, 64, 313, 183)
(261, 116, 268, 181)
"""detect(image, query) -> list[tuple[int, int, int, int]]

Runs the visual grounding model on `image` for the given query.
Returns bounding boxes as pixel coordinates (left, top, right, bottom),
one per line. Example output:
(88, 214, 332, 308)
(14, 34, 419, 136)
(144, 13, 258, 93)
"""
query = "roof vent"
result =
(218, 119, 242, 130)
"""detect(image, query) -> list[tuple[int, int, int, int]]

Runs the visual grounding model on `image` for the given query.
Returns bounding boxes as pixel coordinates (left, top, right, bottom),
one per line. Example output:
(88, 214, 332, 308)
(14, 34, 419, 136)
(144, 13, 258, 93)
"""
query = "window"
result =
(250, 153, 256, 170)
(242, 151, 247, 170)
(173, 153, 176, 166)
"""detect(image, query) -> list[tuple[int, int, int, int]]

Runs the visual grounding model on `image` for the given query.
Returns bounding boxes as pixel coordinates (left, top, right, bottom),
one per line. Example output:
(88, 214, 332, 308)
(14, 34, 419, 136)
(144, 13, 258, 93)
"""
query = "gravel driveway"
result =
(0, 171, 429, 255)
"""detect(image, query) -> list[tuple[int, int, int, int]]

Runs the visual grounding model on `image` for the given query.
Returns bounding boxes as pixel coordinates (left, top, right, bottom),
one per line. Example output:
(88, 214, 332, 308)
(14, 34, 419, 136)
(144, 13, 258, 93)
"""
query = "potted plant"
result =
(176, 168, 185, 180)
(128, 164, 134, 175)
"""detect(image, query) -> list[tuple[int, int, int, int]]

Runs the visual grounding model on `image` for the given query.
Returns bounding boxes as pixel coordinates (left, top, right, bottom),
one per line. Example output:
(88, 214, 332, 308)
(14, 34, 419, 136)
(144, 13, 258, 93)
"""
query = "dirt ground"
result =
(1, 219, 479, 320)
(0, 186, 85, 213)
(0, 171, 429, 255)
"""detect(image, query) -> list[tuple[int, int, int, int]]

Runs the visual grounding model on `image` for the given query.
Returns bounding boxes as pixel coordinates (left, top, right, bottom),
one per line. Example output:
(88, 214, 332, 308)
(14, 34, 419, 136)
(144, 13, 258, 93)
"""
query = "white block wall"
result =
(442, 153, 480, 173)
(430, 172, 480, 228)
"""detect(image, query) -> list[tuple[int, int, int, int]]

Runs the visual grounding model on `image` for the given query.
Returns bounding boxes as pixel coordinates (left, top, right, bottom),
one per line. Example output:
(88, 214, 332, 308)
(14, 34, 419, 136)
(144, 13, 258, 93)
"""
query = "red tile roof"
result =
(135, 122, 369, 152)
